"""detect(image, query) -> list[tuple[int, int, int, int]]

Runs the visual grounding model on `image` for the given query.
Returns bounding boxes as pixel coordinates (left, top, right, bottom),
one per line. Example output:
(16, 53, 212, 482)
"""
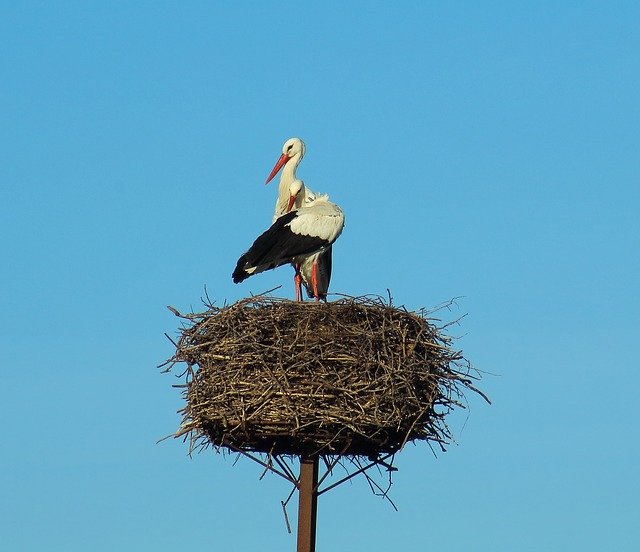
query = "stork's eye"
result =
(287, 144, 293, 151)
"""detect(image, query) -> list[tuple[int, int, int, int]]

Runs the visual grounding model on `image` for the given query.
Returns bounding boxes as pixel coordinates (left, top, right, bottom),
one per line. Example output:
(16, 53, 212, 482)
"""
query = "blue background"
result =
(1, 2, 638, 550)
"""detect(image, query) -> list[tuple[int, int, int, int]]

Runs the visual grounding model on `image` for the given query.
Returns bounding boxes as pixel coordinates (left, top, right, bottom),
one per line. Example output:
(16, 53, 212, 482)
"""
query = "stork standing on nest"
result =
(265, 137, 336, 301)
(232, 179, 344, 300)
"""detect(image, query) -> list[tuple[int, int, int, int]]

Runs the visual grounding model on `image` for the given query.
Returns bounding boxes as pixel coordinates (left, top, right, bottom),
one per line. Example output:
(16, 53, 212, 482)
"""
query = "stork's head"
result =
(287, 179, 305, 212)
(282, 137, 305, 158)
(265, 137, 306, 184)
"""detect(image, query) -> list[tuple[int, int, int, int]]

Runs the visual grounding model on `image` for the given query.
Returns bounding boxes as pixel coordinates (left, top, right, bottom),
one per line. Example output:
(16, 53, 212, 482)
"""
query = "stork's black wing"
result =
(232, 211, 328, 284)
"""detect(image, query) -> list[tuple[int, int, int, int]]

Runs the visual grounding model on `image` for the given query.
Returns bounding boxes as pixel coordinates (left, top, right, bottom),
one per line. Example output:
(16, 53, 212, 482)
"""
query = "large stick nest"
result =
(163, 295, 486, 457)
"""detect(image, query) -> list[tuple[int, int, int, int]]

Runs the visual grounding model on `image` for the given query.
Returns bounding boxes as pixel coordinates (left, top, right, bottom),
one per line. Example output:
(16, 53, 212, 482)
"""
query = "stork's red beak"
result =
(265, 153, 289, 185)
(287, 194, 296, 212)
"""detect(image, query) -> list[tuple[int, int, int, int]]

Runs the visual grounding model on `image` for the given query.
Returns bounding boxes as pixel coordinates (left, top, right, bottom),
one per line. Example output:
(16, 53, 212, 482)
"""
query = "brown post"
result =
(297, 455, 319, 552)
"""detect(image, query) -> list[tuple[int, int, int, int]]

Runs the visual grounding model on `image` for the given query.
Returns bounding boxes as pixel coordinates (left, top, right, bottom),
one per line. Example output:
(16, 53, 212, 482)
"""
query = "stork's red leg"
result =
(294, 264, 302, 302)
(311, 261, 319, 303)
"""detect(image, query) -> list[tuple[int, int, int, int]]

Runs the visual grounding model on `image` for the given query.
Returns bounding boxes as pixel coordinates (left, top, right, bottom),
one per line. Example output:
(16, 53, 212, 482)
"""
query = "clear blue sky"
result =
(2, 2, 638, 550)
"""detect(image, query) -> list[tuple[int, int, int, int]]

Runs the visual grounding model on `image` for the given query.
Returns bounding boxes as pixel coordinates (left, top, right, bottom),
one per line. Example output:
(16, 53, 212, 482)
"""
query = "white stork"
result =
(232, 180, 344, 297)
(265, 137, 336, 302)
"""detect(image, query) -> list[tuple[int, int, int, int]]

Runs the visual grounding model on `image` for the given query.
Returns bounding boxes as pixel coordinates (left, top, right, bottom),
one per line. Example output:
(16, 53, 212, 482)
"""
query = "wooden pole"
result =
(297, 455, 319, 552)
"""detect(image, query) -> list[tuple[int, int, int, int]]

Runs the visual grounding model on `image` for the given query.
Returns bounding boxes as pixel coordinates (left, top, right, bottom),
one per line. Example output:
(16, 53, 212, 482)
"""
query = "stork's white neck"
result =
(277, 152, 302, 200)
(282, 153, 301, 182)
(273, 153, 306, 220)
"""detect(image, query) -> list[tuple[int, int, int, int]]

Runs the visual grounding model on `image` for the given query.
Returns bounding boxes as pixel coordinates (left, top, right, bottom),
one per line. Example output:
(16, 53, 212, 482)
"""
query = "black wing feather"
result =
(232, 211, 329, 284)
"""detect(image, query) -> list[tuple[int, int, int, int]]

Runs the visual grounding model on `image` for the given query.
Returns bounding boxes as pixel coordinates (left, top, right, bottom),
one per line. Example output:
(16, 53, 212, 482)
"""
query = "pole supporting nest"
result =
(297, 455, 319, 552)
